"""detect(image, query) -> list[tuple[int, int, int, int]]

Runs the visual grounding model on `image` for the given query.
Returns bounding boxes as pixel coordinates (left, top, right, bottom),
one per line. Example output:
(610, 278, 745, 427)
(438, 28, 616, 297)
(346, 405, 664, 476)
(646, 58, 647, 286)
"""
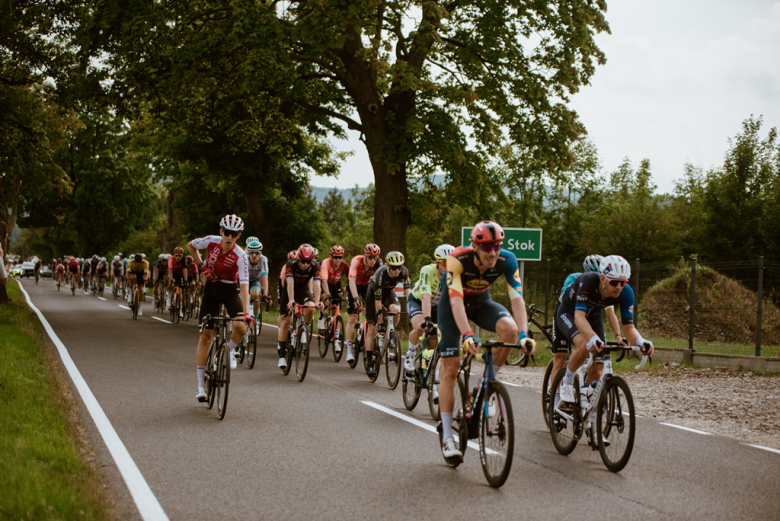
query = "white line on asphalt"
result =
(119, 305, 130, 310)
(361, 400, 495, 454)
(263, 323, 278, 329)
(152, 316, 172, 324)
(745, 444, 780, 455)
(659, 423, 712, 435)
(98, 297, 107, 301)
(17, 281, 169, 521)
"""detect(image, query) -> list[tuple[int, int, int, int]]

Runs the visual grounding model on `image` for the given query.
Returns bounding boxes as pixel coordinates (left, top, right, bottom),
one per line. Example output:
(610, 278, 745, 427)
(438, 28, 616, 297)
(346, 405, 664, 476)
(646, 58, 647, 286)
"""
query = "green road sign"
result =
(461, 227, 543, 261)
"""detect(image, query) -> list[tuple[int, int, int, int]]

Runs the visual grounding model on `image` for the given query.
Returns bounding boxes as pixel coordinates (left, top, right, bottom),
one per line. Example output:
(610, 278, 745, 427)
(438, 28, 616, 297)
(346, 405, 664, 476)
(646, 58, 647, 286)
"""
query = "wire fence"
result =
(507, 257, 780, 358)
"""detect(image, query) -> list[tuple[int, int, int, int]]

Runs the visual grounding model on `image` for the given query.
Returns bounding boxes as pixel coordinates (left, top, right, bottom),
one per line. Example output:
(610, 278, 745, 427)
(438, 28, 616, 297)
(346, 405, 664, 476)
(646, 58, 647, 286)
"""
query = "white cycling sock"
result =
(197, 366, 206, 388)
(493, 364, 502, 377)
(433, 370, 440, 391)
(441, 412, 454, 441)
(563, 368, 575, 386)
(346, 341, 354, 356)
(227, 339, 237, 352)
(407, 342, 419, 355)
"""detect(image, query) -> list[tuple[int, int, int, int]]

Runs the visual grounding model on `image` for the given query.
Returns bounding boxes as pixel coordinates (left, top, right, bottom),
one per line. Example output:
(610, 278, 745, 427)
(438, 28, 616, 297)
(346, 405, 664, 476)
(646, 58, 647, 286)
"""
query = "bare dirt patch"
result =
(498, 362, 780, 450)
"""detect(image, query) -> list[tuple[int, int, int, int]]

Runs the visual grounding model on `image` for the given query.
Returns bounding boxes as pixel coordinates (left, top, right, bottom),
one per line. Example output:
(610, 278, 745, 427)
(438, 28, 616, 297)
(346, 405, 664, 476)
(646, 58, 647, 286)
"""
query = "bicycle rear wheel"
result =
(542, 359, 554, 431)
(332, 316, 344, 362)
(206, 340, 218, 409)
(385, 329, 401, 389)
(549, 369, 581, 455)
(318, 316, 329, 358)
(437, 374, 468, 467)
(246, 325, 258, 369)
(402, 360, 422, 410)
(427, 349, 441, 421)
(295, 323, 310, 382)
(597, 375, 635, 472)
(216, 346, 230, 419)
(479, 380, 515, 488)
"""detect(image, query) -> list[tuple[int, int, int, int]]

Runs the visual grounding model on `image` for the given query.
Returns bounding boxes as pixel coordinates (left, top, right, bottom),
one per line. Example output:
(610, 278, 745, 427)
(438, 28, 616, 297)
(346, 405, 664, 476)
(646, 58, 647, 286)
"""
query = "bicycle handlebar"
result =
(582, 344, 651, 371)
(199, 314, 246, 332)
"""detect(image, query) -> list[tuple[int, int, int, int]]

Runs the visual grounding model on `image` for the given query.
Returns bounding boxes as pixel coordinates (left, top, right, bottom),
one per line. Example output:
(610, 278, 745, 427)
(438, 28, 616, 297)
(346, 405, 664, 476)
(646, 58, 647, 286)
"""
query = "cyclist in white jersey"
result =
(245, 236, 270, 320)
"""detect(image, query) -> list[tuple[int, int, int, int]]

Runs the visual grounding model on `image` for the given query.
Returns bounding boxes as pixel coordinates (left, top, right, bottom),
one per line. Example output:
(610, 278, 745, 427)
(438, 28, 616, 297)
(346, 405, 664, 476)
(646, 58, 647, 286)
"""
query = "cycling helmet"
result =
(599, 255, 631, 281)
(159, 254, 165, 260)
(385, 251, 405, 266)
(101, 257, 106, 262)
(118, 253, 123, 258)
(129, 255, 135, 260)
(245, 236, 261, 248)
(330, 245, 345, 256)
(173, 246, 184, 255)
(92, 255, 98, 261)
(220, 214, 244, 232)
(287, 250, 298, 261)
(113, 256, 119, 261)
(583, 254, 603, 273)
(185, 255, 193, 263)
(434, 244, 455, 260)
(470, 221, 505, 244)
(297, 244, 316, 261)
(246, 238, 262, 253)
(137, 253, 144, 260)
(364, 243, 381, 256)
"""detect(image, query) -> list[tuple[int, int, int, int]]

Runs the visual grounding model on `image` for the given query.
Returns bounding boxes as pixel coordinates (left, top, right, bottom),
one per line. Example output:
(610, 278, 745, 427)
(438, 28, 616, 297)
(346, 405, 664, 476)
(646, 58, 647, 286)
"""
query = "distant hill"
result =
(310, 174, 446, 203)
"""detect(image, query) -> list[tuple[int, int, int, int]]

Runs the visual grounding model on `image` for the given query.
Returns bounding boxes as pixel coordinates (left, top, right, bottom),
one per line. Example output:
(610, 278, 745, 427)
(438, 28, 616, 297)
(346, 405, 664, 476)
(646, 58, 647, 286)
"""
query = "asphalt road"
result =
(21, 280, 780, 520)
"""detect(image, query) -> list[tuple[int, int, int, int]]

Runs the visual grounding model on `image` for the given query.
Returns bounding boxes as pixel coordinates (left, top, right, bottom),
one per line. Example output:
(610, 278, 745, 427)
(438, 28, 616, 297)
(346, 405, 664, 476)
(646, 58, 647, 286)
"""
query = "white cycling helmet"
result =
(599, 255, 631, 281)
(246, 239, 263, 253)
(114, 256, 119, 261)
(434, 244, 456, 260)
(220, 214, 244, 232)
(583, 255, 603, 273)
(159, 254, 165, 260)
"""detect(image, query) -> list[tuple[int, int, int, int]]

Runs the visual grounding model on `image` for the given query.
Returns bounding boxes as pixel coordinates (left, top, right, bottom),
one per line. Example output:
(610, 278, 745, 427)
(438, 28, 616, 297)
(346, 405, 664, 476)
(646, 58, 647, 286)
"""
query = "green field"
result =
(0, 280, 114, 520)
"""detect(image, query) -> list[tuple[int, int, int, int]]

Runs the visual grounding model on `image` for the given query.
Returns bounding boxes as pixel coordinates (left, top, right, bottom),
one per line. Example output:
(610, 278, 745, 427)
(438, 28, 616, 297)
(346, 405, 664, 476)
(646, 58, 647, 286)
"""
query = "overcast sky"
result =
(313, 1, 780, 194)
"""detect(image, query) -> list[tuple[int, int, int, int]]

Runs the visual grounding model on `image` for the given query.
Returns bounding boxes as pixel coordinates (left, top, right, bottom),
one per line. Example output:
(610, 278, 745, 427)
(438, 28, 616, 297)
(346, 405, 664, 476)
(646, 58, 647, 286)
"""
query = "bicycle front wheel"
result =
(246, 326, 258, 369)
(206, 340, 218, 409)
(332, 316, 344, 362)
(385, 329, 402, 389)
(479, 380, 514, 487)
(542, 359, 554, 431)
(402, 362, 421, 411)
(216, 346, 230, 419)
(295, 323, 310, 382)
(318, 317, 329, 358)
(427, 348, 441, 421)
(597, 375, 636, 472)
(548, 369, 581, 456)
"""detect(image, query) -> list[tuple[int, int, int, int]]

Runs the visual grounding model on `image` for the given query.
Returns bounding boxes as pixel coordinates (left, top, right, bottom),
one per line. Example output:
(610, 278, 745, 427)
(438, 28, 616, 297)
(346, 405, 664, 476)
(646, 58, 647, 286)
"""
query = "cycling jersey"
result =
(168, 256, 186, 275)
(56, 264, 65, 272)
(127, 259, 149, 274)
(283, 259, 321, 287)
(185, 262, 199, 279)
(90, 259, 99, 273)
(559, 272, 634, 325)
(81, 262, 91, 273)
(96, 261, 108, 273)
(446, 246, 523, 300)
(111, 259, 123, 272)
(558, 272, 580, 303)
(248, 255, 268, 281)
(190, 235, 249, 284)
(369, 265, 411, 300)
(67, 257, 79, 268)
(154, 259, 168, 274)
(348, 255, 382, 285)
(320, 257, 348, 286)
(411, 263, 443, 305)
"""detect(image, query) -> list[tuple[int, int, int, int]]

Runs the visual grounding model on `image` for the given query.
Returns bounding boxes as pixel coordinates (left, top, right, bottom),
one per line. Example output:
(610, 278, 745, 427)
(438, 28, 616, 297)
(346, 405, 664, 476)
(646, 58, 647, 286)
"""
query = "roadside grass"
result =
(0, 280, 115, 520)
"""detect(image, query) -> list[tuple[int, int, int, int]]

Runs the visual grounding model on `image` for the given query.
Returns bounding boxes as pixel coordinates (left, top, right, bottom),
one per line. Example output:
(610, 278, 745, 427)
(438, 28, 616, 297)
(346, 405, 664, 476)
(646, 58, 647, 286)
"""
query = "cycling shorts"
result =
(437, 288, 512, 359)
(347, 284, 368, 314)
(365, 281, 400, 325)
(199, 281, 243, 330)
(406, 294, 437, 322)
(131, 272, 145, 286)
(69, 267, 79, 274)
(549, 302, 569, 354)
(327, 283, 343, 299)
(113, 268, 123, 277)
(279, 283, 315, 312)
(555, 306, 608, 364)
(249, 279, 262, 291)
(171, 272, 185, 286)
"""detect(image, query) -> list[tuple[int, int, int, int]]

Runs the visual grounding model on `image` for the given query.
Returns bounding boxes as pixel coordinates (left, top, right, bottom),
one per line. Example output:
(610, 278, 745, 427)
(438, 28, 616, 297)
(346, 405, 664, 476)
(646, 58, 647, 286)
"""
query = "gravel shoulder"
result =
(498, 362, 780, 450)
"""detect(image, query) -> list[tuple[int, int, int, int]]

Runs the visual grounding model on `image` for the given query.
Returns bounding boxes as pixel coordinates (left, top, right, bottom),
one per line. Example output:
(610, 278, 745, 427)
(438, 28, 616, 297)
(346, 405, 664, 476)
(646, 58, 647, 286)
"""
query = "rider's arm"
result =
(262, 275, 269, 297)
(186, 241, 204, 266)
(240, 283, 251, 314)
(421, 293, 432, 318)
(446, 255, 472, 335)
(605, 306, 623, 342)
(348, 257, 360, 298)
(503, 251, 529, 333)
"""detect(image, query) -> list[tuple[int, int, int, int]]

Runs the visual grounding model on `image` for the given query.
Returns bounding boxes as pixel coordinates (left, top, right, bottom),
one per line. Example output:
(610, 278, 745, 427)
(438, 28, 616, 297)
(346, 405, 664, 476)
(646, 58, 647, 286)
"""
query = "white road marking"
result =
(98, 297, 107, 301)
(361, 400, 496, 454)
(152, 316, 172, 324)
(745, 444, 780, 455)
(263, 323, 278, 329)
(660, 423, 712, 435)
(17, 280, 169, 521)
(119, 305, 131, 310)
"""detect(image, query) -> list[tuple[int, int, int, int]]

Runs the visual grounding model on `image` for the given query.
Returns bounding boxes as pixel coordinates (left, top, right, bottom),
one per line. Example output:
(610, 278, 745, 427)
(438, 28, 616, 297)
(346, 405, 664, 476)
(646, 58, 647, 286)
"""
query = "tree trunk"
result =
(157, 190, 182, 252)
(242, 185, 270, 245)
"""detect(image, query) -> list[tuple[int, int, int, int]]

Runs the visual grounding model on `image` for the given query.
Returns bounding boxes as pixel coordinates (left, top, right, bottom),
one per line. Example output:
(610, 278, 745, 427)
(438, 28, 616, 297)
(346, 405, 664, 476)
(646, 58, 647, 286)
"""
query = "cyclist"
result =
(276, 244, 323, 370)
(126, 253, 149, 314)
(167, 247, 188, 315)
(437, 221, 536, 463)
(188, 214, 254, 402)
(554, 256, 655, 432)
(96, 257, 109, 293)
(550, 254, 625, 410)
(404, 244, 455, 393)
(81, 257, 92, 292)
(55, 259, 66, 286)
(318, 245, 348, 331)
(276, 250, 298, 305)
(345, 244, 382, 363)
(33, 258, 42, 282)
(153, 253, 169, 306)
(245, 237, 270, 321)
(67, 256, 80, 287)
(184, 255, 200, 294)
(363, 251, 412, 377)
(111, 255, 124, 290)
(88, 255, 100, 291)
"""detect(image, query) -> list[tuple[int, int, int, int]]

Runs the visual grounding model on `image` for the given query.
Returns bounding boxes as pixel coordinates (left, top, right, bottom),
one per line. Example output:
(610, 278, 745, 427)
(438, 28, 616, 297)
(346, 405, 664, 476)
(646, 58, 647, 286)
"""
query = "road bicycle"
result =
(506, 303, 550, 367)
(200, 307, 241, 420)
(549, 344, 649, 472)
(347, 306, 367, 370)
(130, 281, 144, 320)
(34, 270, 39, 285)
(283, 302, 313, 382)
(169, 283, 184, 323)
(402, 326, 443, 419)
(316, 297, 346, 362)
(112, 277, 119, 299)
(97, 274, 106, 298)
(439, 339, 525, 488)
(242, 296, 269, 370)
(365, 310, 405, 387)
(70, 276, 76, 296)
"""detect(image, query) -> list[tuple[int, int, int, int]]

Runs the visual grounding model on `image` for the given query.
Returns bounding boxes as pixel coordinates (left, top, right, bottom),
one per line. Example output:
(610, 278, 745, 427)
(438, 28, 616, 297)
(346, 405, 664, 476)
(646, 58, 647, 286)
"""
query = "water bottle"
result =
(580, 383, 591, 409)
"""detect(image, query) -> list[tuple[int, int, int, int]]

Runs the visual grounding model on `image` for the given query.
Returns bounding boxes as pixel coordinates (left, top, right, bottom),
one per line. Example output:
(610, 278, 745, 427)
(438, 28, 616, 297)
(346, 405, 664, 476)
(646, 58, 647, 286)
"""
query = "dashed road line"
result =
(659, 423, 712, 435)
(119, 305, 131, 310)
(152, 316, 172, 324)
(98, 297, 107, 301)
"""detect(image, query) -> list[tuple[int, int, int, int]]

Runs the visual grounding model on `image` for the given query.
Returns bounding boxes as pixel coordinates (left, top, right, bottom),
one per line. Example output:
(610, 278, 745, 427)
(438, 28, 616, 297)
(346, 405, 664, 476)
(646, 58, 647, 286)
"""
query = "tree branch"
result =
(294, 100, 363, 132)
(290, 54, 349, 83)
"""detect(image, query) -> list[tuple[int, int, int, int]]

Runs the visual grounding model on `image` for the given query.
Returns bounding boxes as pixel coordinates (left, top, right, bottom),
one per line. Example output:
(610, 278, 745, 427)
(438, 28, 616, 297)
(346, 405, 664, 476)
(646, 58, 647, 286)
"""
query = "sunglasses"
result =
(607, 279, 627, 288)
(175, 254, 183, 258)
(248, 252, 260, 257)
(298, 259, 311, 265)
(366, 255, 378, 261)
(478, 242, 502, 253)
(331, 256, 343, 260)
(388, 265, 402, 272)
(221, 229, 239, 238)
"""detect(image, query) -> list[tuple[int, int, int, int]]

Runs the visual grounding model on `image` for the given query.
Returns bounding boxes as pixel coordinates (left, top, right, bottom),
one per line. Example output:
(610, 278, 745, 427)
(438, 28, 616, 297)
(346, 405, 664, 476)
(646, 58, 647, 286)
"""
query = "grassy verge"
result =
(0, 280, 116, 520)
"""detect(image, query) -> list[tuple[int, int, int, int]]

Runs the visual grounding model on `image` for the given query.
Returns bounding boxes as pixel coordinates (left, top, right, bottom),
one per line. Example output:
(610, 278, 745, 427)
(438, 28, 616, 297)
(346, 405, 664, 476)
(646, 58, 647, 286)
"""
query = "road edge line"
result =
(17, 280, 169, 521)
(659, 423, 712, 435)
(745, 443, 780, 455)
(151, 316, 172, 324)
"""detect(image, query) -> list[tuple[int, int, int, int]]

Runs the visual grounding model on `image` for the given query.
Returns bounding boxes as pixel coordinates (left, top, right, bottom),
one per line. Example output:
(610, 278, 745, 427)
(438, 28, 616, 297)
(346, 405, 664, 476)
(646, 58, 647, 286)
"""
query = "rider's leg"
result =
(439, 356, 461, 439)
(489, 316, 519, 375)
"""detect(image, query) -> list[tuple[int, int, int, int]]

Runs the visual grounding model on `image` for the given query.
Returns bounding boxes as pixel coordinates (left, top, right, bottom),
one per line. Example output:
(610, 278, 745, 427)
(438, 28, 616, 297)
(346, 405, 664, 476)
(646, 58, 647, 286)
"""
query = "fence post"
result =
(635, 258, 640, 328)
(756, 256, 764, 357)
(544, 259, 550, 326)
(689, 256, 697, 351)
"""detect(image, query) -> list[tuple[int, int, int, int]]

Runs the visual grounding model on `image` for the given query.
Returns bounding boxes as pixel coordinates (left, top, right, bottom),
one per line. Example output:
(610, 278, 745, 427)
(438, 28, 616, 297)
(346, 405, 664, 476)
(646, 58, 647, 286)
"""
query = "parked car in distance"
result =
(41, 266, 53, 278)
(20, 261, 35, 277)
(11, 265, 22, 277)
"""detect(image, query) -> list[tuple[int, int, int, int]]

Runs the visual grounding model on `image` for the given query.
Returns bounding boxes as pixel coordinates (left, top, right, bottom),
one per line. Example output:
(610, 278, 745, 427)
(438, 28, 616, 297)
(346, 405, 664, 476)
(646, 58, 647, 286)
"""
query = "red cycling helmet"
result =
(287, 250, 298, 261)
(173, 246, 184, 255)
(330, 245, 345, 256)
(185, 255, 193, 263)
(297, 244, 316, 261)
(364, 243, 381, 256)
(470, 221, 505, 244)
